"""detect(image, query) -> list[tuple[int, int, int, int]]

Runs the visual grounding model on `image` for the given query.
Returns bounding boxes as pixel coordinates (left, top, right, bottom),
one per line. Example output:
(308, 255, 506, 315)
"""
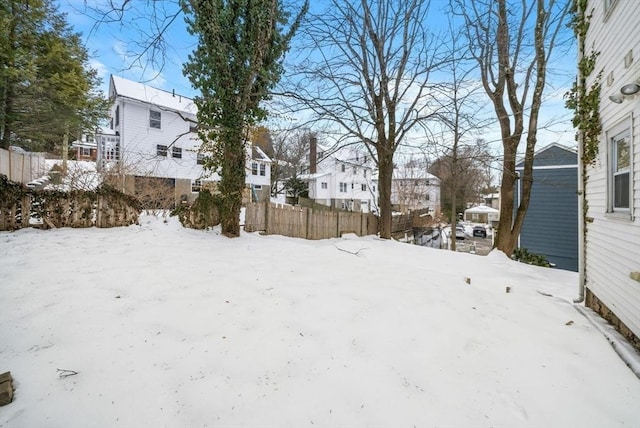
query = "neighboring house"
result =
(389, 166, 441, 216)
(464, 204, 499, 226)
(298, 138, 376, 212)
(482, 192, 500, 210)
(581, 0, 640, 347)
(515, 143, 578, 272)
(71, 135, 98, 161)
(97, 75, 271, 203)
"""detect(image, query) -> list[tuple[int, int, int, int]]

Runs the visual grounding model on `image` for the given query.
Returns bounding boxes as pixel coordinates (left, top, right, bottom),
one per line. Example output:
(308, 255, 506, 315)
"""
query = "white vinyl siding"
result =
(583, 0, 640, 339)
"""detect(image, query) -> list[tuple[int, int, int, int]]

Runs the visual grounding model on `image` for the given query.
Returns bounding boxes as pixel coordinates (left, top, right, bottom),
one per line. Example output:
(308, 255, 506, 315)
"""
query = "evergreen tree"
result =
(182, 0, 307, 237)
(0, 0, 107, 152)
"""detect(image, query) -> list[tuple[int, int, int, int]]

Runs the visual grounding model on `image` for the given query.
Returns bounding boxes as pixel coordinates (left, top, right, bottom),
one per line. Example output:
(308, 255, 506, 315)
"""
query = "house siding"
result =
(583, 0, 640, 341)
(516, 145, 578, 271)
(102, 76, 272, 203)
(301, 146, 376, 212)
(517, 167, 578, 271)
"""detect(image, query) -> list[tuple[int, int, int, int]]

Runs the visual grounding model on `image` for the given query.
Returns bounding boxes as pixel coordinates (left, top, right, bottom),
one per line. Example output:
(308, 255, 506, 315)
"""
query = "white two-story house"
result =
(389, 166, 441, 215)
(98, 75, 271, 204)
(298, 138, 376, 212)
(580, 0, 640, 348)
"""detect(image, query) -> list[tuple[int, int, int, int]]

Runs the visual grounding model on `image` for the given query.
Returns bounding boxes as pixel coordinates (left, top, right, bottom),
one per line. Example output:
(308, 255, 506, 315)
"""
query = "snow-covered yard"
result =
(1, 215, 639, 427)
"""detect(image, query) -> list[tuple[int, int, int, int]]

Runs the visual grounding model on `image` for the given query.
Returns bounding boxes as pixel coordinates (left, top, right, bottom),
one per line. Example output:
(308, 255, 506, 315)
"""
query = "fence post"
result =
(264, 200, 269, 234)
(21, 195, 30, 228)
(96, 196, 102, 227)
(306, 207, 311, 239)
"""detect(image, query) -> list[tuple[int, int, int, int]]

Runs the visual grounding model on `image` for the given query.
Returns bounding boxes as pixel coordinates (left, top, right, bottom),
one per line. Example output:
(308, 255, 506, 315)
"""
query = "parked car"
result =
(473, 225, 487, 238)
(455, 226, 466, 240)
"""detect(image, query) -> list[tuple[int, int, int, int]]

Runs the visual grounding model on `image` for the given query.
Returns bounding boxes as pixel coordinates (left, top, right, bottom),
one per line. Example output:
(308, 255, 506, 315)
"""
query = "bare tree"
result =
(424, 21, 493, 251)
(429, 141, 493, 218)
(269, 128, 314, 197)
(280, 0, 443, 239)
(453, 0, 571, 255)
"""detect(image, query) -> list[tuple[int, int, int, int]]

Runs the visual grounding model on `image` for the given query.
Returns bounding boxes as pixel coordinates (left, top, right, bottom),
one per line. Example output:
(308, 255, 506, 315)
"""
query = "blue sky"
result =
(57, 0, 578, 153)
(60, 0, 197, 97)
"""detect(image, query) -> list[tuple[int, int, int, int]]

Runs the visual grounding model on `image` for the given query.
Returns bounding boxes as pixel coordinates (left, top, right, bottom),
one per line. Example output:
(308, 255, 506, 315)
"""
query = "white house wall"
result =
(584, 0, 640, 338)
(116, 98, 207, 180)
(303, 148, 376, 212)
(107, 77, 271, 189)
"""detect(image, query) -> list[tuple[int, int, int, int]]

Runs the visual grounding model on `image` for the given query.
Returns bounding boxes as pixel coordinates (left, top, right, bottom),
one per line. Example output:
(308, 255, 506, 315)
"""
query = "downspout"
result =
(575, 130, 586, 303)
(574, 0, 586, 304)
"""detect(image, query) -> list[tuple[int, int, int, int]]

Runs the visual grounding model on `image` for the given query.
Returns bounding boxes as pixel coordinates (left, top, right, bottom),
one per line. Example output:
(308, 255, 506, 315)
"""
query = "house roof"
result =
(316, 142, 373, 168)
(465, 205, 499, 214)
(392, 168, 440, 181)
(516, 143, 578, 168)
(298, 172, 331, 181)
(72, 140, 97, 149)
(252, 145, 272, 163)
(110, 75, 197, 116)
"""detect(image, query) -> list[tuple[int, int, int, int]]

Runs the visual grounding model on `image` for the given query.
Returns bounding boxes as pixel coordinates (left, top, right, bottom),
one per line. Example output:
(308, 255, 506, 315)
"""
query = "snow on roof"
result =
(252, 145, 272, 163)
(465, 204, 500, 213)
(110, 75, 197, 116)
(298, 172, 331, 180)
(316, 142, 371, 167)
(98, 126, 117, 135)
(392, 168, 440, 181)
(71, 140, 97, 149)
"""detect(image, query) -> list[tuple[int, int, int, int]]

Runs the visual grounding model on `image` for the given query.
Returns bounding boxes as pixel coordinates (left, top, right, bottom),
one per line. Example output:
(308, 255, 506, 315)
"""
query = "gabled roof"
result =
(316, 142, 373, 168)
(252, 145, 272, 163)
(110, 75, 197, 116)
(516, 143, 578, 168)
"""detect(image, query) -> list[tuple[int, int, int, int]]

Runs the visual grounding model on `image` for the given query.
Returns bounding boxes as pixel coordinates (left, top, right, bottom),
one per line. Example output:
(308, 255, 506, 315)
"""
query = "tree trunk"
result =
(62, 124, 69, 175)
(495, 142, 518, 254)
(377, 150, 393, 239)
(219, 126, 246, 237)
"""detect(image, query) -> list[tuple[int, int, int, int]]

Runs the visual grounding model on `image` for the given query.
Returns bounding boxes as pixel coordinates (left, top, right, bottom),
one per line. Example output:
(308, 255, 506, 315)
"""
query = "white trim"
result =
(515, 164, 578, 171)
(605, 114, 633, 217)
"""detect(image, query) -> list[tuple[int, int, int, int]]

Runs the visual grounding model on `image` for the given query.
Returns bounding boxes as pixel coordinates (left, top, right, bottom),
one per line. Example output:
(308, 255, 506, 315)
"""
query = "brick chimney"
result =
(309, 135, 317, 174)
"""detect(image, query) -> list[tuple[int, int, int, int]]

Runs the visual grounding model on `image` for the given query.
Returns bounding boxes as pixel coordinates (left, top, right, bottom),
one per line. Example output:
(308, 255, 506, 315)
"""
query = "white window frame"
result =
(259, 164, 266, 176)
(339, 182, 347, 193)
(149, 110, 161, 129)
(321, 182, 327, 189)
(81, 147, 91, 156)
(251, 162, 258, 175)
(156, 144, 167, 157)
(197, 153, 205, 165)
(192, 179, 202, 193)
(361, 184, 367, 191)
(172, 147, 182, 159)
(607, 117, 633, 217)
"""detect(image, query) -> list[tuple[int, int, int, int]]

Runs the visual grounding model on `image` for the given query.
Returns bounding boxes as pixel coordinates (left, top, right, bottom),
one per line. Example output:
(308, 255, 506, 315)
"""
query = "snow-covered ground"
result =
(1, 215, 639, 427)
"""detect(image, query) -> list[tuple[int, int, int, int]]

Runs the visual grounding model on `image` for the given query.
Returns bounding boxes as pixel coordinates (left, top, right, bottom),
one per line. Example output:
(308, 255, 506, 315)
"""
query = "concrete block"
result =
(0, 377, 13, 406)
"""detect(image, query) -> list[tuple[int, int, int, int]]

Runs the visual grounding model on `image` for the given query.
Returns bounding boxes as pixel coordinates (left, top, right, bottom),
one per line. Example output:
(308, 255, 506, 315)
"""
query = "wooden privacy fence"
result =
(0, 148, 46, 184)
(0, 175, 141, 231)
(245, 201, 378, 239)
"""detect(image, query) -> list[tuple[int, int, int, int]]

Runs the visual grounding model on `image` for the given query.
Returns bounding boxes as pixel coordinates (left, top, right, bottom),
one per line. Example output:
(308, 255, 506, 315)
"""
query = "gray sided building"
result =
(515, 144, 578, 271)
